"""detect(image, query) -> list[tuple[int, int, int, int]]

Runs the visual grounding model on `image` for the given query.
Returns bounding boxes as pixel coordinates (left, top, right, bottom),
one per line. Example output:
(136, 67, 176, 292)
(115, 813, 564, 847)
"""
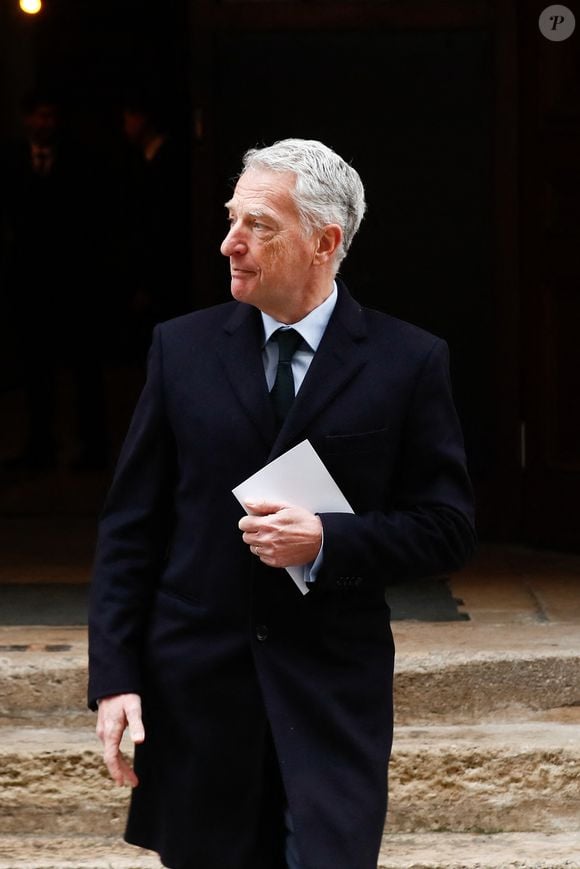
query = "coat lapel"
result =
(217, 302, 278, 448)
(268, 283, 368, 459)
(216, 284, 369, 459)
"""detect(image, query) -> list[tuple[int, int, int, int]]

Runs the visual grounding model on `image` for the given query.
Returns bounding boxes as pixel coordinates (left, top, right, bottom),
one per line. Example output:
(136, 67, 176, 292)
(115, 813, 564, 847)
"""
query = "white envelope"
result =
(232, 439, 353, 594)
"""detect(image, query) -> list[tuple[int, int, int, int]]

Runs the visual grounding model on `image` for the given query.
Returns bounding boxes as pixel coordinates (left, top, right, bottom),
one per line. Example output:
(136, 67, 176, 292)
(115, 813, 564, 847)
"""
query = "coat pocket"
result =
(318, 427, 390, 455)
(313, 428, 394, 511)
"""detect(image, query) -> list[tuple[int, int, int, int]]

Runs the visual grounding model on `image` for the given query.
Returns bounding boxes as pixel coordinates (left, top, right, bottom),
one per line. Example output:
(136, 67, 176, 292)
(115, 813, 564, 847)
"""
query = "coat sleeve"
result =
(87, 325, 175, 709)
(316, 338, 476, 589)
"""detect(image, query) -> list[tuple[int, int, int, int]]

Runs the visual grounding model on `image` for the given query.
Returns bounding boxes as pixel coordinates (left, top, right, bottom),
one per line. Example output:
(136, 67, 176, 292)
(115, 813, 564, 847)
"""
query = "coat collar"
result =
(217, 302, 277, 448)
(217, 279, 368, 457)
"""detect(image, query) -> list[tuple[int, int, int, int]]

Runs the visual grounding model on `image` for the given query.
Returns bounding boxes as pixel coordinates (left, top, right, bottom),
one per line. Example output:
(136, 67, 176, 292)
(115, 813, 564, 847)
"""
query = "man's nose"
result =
(220, 227, 247, 257)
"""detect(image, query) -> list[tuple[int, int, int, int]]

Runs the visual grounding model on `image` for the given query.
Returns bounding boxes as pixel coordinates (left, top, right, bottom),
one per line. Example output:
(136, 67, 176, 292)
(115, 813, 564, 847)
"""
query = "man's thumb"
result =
(244, 500, 285, 516)
(126, 706, 145, 744)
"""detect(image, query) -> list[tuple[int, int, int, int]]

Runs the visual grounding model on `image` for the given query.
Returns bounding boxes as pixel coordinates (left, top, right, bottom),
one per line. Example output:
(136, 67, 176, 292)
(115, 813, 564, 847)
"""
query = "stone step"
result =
(1, 832, 580, 869)
(392, 622, 580, 724)
(2, 624, 580, 725)
(378, 832, 580, 868)
(0, 630, 90, 728)
(0, 729, 130, 836)
(2, 724, 579, 836)
(0, 836, 162, 869)
(389, 722, 580, 833)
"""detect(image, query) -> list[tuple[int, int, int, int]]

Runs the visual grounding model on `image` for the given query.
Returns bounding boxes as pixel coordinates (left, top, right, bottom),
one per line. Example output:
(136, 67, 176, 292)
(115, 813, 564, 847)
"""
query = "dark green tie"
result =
(270, 328, 302, 424)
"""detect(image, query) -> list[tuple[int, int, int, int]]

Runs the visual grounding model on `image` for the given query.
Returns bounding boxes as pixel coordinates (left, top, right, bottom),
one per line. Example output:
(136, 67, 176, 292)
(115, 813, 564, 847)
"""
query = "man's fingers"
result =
(102, 729, 140, 787)
(97, 709, 124, 745)
(96, 694, 143, 787)
(101, 717, 129, 784)
(104, 744, 139, 788)
(239, 502, 288, 534)
(103, 739, 124, 784)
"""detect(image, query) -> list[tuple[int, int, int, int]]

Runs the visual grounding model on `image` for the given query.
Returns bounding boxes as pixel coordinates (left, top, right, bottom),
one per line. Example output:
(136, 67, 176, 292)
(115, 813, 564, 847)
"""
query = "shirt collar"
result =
(260, 282, 338, 351)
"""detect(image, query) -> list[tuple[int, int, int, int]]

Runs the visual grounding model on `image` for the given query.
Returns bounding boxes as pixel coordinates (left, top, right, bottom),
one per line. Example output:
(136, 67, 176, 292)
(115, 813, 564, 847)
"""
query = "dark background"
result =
(1, 0, 579, 554)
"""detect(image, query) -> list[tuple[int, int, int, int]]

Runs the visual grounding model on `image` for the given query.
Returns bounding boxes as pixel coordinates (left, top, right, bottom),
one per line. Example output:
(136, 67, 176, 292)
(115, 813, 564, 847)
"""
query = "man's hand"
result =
(96, 693, 145, 787)
(239, 501, 322, 568)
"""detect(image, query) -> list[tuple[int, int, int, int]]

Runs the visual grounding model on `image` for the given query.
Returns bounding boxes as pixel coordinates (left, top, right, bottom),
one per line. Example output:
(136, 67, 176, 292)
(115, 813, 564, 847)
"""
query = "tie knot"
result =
(273, 328, 302, 364)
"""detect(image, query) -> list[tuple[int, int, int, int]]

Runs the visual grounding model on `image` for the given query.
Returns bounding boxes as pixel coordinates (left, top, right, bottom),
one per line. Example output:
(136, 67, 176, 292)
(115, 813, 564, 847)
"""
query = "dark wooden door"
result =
(520, 1, 580, 550)
(189, 2, 504, 538)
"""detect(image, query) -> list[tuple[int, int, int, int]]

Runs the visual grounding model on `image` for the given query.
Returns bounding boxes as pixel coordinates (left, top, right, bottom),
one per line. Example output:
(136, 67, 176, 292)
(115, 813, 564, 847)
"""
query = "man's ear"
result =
(313, 224, 342, 265)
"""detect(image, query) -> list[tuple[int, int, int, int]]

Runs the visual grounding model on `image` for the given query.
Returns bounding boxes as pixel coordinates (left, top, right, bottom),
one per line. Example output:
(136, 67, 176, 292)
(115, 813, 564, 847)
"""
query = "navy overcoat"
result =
(88, 281, 476, 869)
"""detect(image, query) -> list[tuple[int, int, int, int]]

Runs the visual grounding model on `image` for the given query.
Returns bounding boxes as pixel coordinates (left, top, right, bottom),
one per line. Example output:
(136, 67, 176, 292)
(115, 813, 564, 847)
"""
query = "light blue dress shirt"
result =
(259, 283, 338, 583)
(260, 283, 338, 394)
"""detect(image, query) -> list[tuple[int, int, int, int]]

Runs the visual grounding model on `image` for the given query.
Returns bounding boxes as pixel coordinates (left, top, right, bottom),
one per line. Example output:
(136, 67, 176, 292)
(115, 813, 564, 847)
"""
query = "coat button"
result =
(256, 624, 269, 642)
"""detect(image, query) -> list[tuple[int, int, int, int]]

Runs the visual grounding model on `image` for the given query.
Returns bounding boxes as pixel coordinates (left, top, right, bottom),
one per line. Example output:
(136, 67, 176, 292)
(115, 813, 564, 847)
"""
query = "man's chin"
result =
(230, 279, 257, 304)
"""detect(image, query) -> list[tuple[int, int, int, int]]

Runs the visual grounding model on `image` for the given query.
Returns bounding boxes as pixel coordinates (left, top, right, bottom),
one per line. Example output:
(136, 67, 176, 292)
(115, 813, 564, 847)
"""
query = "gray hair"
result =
(241, 138, 366, 272)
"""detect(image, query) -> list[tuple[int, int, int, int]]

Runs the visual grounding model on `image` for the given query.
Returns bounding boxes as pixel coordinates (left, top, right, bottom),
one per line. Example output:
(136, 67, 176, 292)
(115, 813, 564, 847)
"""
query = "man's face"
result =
(221, 168, 319, 321)
(122, 110, 148, 146)
(25, 104, 59, 145)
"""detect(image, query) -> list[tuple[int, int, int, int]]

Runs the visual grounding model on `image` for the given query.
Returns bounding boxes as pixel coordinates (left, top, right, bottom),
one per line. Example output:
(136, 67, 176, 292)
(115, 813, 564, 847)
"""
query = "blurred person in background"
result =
(0, 88, 109, 471)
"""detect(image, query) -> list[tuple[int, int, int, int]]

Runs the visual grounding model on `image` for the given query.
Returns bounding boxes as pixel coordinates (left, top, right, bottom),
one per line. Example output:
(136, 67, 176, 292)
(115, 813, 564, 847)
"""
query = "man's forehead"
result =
(225, 169, 296, 210)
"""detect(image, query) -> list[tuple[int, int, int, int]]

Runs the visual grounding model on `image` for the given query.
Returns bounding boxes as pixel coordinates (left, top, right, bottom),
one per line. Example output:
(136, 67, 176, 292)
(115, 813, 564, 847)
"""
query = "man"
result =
(88, 138, 476, 869)
(119, 92, 192, 360)
(1, 89, 109, 470)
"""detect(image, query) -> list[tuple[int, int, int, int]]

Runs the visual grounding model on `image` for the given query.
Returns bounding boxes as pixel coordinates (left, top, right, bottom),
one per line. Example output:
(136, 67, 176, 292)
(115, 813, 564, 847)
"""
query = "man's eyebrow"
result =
(223, 202, 273, 221)
(248, 208, 271, 219)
